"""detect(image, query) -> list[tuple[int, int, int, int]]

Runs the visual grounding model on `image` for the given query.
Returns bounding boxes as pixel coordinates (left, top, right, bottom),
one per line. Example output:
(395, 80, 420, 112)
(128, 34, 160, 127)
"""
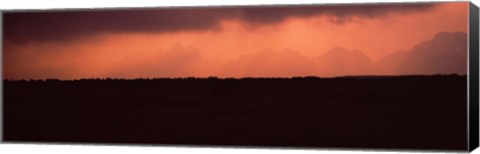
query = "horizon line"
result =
(3, 73, 466, 81)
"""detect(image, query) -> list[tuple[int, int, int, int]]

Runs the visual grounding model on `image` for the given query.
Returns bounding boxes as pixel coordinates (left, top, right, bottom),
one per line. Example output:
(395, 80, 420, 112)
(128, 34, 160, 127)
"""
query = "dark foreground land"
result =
(4, 75, 467, 150)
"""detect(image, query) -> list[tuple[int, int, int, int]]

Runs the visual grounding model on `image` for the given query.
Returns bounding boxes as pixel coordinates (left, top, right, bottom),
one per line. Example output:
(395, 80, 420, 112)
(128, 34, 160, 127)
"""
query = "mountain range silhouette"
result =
(217, 31, 467, 77)
(378, 32, 467, 75)
(95, 31, 468, 78)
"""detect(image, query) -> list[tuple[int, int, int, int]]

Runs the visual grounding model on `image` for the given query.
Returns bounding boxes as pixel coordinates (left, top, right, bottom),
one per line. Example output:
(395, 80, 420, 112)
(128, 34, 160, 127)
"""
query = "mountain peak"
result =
(322, 47, 369, 60)
(170, 41, 185, 51)
(327, 47, 349, 53)
(433, 31, 467, 40)
(378, 31, 468, 75)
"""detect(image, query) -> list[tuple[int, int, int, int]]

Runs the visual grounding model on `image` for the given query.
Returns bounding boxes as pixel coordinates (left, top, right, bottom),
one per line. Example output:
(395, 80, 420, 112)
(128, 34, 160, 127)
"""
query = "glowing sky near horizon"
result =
(3, 2, 469, 79)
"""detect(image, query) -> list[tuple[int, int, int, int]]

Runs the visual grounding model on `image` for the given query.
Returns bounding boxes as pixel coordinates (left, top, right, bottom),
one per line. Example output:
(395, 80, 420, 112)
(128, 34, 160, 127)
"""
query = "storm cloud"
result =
(3, 3, 438, 43)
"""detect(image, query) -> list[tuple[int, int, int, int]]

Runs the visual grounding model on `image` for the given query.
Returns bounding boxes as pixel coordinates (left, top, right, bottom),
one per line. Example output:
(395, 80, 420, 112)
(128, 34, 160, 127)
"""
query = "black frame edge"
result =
(469, 1, 479, 152)
(0, 11, 4, 143)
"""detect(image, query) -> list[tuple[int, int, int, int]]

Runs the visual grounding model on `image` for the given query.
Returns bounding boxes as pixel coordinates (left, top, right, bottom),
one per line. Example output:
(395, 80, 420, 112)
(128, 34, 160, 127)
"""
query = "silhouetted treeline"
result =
(3, 73, 464, 82)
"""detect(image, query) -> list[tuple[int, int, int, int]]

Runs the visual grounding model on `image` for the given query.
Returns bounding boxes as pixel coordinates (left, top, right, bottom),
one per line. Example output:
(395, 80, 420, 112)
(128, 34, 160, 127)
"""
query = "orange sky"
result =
(3, 2, 469, 79)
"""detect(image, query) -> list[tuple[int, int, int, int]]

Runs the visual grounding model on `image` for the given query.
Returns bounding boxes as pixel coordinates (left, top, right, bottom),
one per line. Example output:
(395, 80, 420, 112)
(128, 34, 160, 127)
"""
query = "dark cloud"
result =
(4, 3, 438, 43)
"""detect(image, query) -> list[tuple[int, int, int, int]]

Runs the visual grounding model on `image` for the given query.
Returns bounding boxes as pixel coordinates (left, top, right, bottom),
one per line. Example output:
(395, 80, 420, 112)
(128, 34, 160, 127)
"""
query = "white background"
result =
(0, 0, 479, 154)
